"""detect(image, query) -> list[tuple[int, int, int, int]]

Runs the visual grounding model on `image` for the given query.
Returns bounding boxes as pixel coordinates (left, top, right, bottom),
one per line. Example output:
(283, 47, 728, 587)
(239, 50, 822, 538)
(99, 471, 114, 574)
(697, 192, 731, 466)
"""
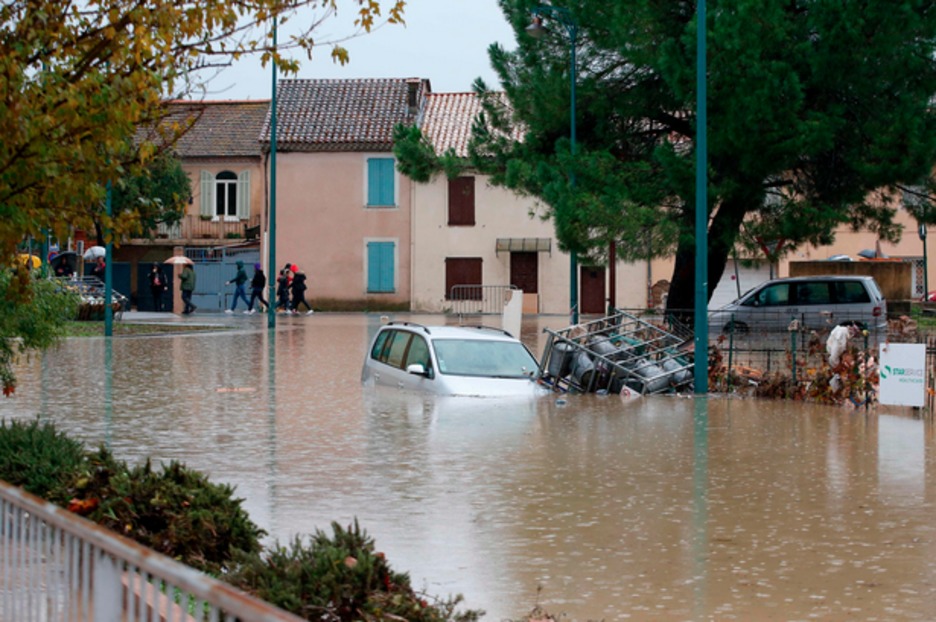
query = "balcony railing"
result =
(0, 479, 304, 622)
(130, 215, 262, 243)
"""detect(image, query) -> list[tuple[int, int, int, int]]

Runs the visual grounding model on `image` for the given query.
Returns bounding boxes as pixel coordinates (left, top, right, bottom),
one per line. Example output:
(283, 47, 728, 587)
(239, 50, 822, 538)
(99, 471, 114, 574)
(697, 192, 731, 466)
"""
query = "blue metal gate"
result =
(187, 247, 260, 313)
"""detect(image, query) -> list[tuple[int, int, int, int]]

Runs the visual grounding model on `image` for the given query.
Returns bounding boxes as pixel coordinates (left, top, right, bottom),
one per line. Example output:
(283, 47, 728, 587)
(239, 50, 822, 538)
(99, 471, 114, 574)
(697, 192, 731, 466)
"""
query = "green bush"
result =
(228, 520, 482, 622)
(0, 424, 476, 619)
(0, 270, 80, 395)
(68, 450, 265, 575)
(0, 418, 86, 501)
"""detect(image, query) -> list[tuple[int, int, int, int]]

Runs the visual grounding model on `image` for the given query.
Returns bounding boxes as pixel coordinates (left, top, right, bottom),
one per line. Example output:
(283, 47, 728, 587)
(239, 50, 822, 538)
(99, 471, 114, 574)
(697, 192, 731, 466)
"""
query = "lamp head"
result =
(526, 14, 547, 39)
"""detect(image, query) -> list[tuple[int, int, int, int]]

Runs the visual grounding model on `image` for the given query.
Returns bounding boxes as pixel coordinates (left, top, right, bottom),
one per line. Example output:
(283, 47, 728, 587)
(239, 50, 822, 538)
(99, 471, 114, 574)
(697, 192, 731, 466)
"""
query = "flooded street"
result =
(2, 313, 935, 620)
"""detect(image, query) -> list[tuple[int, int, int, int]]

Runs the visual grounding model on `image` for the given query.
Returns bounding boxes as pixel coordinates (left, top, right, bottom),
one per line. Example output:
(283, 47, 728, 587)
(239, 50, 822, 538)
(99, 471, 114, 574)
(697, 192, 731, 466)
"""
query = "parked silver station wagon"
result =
(709, 275, 888, 336)
(361, 322, 544, 397)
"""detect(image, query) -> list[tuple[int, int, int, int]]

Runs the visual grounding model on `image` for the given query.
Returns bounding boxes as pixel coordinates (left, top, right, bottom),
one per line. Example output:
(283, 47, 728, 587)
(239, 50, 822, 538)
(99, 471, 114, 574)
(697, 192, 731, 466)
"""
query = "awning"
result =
(495, 238, 552, 255)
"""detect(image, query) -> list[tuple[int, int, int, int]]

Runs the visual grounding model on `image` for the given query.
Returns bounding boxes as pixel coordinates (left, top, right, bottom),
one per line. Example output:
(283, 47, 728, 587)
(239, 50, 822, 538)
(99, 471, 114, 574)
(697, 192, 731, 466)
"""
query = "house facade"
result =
(259, 79, 427, 308)
(111, 100, 266, 309)
(160, 100, 267, 246)
(411, 92, 653, 316)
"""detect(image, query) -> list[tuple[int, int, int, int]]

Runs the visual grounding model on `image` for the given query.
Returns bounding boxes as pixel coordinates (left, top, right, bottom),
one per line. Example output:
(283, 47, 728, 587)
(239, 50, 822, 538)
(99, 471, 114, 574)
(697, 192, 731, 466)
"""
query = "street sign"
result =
(878, 343, 926, 407)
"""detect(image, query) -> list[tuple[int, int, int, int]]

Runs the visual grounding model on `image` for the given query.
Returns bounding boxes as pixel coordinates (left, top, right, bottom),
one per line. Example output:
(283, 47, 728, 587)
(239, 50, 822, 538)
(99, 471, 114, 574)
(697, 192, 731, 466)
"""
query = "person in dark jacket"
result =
(276, 266, 292, 312)
(148, 263, 168, 312)
(91, 256, 105, 280)
(224, 260, 250, 313)
(179, 263, 196, 314)
(247, 263, 268, 314)
(289, 269, 313, 315)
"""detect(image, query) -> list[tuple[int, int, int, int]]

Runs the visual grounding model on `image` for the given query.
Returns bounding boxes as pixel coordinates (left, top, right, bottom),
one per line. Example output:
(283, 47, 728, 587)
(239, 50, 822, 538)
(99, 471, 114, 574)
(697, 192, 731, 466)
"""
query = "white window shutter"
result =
(237, 171, 250, 219)
(200, 171, 213, 217)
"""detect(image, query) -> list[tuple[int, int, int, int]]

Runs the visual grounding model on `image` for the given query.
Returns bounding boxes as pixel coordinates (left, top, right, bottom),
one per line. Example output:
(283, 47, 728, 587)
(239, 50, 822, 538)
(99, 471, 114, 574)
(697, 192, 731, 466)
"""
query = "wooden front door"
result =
(580, 266, 606, 315)
(509, 252, 538, 294)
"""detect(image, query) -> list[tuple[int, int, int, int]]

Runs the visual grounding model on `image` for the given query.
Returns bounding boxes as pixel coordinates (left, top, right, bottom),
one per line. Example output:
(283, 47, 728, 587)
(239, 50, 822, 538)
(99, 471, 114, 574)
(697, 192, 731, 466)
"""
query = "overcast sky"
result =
(204, 0, 517, 100)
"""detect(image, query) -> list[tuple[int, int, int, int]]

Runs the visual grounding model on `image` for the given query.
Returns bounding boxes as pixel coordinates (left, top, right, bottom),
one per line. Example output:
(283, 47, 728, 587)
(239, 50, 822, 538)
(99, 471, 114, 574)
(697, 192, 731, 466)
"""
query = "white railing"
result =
(449, 284, 519, 316)
(0, 479, 304, 622)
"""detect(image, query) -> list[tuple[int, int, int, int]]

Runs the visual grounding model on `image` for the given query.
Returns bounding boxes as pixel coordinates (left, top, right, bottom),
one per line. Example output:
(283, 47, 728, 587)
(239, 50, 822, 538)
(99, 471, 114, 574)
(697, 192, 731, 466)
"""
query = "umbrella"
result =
(83, 245, 106, 260)
(164, 256, 193, 266)
(16, 254, 41, 269)
(50, 251, 79, 275)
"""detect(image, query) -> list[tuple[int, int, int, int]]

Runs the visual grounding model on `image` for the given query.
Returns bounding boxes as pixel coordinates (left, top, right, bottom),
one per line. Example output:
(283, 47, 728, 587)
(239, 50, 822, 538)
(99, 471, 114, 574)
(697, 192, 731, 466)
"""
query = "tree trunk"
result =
(665, 196, 749, 324)
(94, 222, 105, 247)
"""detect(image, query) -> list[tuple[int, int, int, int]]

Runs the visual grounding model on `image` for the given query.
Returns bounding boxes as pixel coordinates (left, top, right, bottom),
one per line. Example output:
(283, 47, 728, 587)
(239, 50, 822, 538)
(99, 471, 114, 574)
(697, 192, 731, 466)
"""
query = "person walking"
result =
(247, 263, 268, 314)
(224, 260, 250, 313)
(289, 269, 314, 315)
(179, 263, 197, 314)
(91, 256, 105, 280)
(148, 263, 168, 312)
(276, 265, 292, 313)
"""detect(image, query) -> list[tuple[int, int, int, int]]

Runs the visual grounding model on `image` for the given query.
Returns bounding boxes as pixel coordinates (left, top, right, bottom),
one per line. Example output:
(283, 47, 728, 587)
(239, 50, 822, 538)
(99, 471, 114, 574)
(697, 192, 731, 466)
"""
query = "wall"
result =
(409, 174, 651, 315)
(779, 205, 931, 298)
(272, 151, 411, 306)
(184, 158, 266, 228)
(788, 260, 912, 300)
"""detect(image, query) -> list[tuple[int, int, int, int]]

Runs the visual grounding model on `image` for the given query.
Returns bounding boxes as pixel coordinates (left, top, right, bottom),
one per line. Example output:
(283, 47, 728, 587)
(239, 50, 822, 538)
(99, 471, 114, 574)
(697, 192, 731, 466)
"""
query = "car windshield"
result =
(433, 339, 538, 378)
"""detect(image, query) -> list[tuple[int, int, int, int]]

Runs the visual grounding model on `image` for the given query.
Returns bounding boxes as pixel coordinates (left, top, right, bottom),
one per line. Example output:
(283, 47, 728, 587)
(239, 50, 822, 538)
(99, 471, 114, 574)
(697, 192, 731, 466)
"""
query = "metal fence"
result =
(0, 480, 304, 622)
(448, 284, 518, 317)
(610, 307, 934, 404)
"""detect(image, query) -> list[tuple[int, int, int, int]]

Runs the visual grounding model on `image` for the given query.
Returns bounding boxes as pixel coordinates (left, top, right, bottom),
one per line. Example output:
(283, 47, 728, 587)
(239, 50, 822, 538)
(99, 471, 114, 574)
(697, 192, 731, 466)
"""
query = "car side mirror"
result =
(406, 363, 432, 378)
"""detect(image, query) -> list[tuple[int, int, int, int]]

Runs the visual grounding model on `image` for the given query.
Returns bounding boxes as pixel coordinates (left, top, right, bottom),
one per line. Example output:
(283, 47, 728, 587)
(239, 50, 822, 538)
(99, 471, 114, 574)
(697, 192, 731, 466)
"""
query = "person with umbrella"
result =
(224, 260, 250, 313)
(91, 256, 105, 280)
(148, 263, 168, 312)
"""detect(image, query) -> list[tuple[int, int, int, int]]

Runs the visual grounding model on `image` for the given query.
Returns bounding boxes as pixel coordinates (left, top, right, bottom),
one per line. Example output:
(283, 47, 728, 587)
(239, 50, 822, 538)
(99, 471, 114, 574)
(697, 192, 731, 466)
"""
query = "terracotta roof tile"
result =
(156, 101, 269, 158)
(420, 92, 521, 158)
(260, 78, 429, 152)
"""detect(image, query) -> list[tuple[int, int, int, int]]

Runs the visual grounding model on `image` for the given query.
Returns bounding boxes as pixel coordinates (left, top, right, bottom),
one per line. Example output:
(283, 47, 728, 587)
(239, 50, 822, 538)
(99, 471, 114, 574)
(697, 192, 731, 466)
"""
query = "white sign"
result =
(878, 343, 927, 407)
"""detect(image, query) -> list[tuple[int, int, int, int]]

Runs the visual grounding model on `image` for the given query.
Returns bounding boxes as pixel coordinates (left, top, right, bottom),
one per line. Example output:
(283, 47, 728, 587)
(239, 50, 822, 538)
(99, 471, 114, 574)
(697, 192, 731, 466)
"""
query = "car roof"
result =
(764, 275, 874, 283)
(379, 322, 519, 341)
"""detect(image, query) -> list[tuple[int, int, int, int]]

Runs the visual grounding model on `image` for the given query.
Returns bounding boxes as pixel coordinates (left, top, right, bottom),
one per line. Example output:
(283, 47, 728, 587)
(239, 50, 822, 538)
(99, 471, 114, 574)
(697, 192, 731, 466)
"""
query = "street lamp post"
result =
(693, 0, 708, 394)
(527, 6, 579, 325)
(267, 19, 278, 329)
(104, 180, 114, 337)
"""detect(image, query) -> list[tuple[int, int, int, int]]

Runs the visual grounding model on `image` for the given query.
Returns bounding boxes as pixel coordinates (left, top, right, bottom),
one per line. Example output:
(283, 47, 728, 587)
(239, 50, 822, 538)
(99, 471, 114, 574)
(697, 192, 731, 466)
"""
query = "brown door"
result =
(580, 266, 606, 315)
(445, 257, 482, 300)
(509, 252, 538, 294)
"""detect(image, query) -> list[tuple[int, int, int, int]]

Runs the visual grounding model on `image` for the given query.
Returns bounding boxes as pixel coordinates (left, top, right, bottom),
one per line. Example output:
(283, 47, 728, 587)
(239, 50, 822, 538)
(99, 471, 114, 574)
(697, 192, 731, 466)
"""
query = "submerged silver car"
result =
(361, 322, 544, 397)
(709, 275, 888, 336)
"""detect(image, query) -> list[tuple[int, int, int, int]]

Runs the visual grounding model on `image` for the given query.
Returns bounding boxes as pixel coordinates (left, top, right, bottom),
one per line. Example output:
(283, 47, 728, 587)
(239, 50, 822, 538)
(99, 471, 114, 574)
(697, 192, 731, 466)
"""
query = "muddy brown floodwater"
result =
(2, 313, 935, 620)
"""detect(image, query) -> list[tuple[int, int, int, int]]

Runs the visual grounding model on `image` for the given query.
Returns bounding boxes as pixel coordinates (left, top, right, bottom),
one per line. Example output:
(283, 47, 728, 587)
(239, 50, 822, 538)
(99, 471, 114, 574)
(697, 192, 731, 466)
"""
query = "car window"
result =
(433, 339, 537, 378)
(370, 329, 392, 361)
(745, 282, 790, 307)
(385, 331, 412, 369)
(834, 281, 871, 303)
(795, 282, 831, 305)
(404, 335, 431, 370)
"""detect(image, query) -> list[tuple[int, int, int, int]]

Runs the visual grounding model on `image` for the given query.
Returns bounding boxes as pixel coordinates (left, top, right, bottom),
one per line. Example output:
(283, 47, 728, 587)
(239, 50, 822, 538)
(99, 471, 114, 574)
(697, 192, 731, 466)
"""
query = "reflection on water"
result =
(3, 313, 936, 620)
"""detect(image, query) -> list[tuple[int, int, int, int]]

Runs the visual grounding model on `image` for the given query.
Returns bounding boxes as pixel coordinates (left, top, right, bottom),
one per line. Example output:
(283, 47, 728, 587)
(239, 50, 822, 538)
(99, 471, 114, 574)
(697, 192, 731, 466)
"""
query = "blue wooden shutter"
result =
(367, 242, 395, 292)
(367, 158, 395, 206)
